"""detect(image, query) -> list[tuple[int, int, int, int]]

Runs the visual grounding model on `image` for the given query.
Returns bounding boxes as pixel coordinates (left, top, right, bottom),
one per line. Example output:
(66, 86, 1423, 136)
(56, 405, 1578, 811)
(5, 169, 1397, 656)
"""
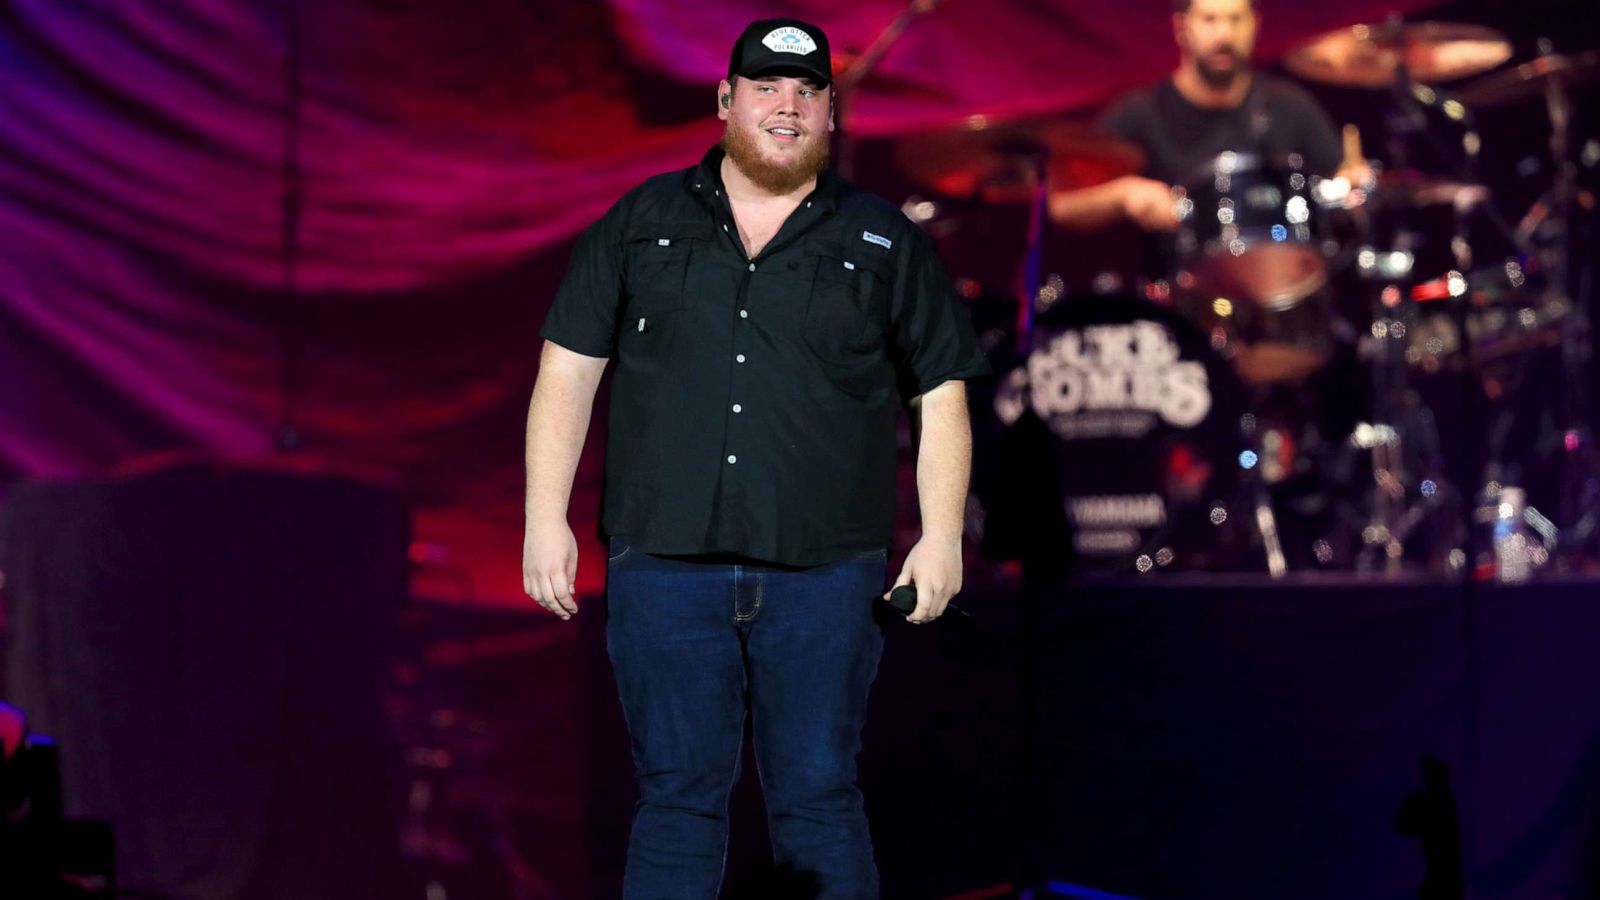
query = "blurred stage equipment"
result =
(1276, 20, 1519, 573)
(946, 19, 1598, 579)
(1460, 45, 1600, 566)
(894, 117, 1146, 202)
(1281, 21, 1512, 88)
(0, 704, 115, 898)
(895, 117, 1144, 348)
(1285, 22, 1596, 575)
(1455, 48, 1600, 107)
(832, 0, 946, 181)
(1172, 151, 1330, 312)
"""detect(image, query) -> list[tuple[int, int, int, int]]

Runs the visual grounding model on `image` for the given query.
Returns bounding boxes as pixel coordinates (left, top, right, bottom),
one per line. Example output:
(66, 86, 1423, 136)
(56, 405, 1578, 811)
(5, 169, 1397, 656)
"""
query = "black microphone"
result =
(886, 584, 970, 619)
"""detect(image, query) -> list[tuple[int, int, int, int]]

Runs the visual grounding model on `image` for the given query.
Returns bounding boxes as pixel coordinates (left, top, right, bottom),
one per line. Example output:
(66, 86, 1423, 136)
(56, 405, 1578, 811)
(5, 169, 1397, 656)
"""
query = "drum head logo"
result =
(762, 27, 817, 55)
(997, 320, 1212, 438)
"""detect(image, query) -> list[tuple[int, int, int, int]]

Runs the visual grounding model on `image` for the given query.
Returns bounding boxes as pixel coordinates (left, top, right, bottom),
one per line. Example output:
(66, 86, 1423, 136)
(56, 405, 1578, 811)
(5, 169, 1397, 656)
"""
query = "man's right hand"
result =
(1119, 176, 1182, 232)
(523, 520, 580, 620)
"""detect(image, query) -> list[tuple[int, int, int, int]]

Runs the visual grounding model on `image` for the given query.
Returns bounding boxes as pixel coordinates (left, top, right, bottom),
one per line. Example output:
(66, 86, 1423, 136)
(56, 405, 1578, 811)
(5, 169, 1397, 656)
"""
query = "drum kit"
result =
(896, 20, 1600, 578)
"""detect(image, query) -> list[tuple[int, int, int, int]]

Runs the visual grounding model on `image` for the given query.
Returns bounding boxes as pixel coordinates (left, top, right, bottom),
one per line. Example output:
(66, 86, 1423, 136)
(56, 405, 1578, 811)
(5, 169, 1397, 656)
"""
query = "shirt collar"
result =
(689, 144, 839, 215)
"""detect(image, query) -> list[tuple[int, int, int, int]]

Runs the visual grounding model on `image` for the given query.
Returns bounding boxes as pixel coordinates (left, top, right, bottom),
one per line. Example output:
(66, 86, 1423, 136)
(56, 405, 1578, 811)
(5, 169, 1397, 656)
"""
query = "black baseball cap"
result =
(727, 18, 832, 87)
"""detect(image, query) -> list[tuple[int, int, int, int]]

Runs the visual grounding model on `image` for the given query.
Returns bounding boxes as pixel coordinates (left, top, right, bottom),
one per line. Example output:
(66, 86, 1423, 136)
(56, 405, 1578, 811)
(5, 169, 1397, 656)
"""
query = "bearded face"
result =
(718, 75, 832, 195)
(1175, 0, 1257, 89)
(1194, 45, 1244, 88)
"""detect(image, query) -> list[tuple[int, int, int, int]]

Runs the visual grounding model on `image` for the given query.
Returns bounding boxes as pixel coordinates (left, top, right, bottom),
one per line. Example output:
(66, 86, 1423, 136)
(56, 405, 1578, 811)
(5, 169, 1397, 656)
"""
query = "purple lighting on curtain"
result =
(0, 0, 1427, 603)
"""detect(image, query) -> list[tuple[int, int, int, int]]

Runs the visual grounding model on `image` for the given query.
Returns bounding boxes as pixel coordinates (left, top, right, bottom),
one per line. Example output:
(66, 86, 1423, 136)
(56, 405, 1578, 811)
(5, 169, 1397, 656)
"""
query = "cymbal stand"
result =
(1015, 143, 1049, 354)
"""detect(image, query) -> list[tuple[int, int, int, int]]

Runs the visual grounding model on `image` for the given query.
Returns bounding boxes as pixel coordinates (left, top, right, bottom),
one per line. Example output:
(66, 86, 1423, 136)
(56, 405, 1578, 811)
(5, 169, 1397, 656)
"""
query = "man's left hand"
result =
(885, 532, 963, 624)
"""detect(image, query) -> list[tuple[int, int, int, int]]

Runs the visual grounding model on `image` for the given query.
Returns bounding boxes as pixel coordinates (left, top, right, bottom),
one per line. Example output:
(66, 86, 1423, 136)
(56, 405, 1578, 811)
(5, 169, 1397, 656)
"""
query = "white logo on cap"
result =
(762, 27, 817, 55)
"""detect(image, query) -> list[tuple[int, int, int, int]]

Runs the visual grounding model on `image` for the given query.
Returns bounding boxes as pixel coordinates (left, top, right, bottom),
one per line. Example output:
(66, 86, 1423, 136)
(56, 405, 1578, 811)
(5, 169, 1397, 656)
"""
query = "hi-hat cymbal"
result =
(1283, 21, 1513, 88)
(1458, 50, 1600, 107)
(894, 115, 1144, 203)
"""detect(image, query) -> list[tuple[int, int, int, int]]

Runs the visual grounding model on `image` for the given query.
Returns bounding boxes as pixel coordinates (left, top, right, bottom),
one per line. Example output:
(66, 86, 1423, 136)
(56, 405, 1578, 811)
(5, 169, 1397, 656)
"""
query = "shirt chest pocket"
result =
(623, 222, 712, 320)
(804, 244, 891, 364)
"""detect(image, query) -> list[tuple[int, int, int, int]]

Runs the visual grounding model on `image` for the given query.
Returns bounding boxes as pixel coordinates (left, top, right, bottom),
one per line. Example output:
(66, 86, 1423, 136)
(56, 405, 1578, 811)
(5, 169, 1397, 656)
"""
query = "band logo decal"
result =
(997, 320, 1211, 439)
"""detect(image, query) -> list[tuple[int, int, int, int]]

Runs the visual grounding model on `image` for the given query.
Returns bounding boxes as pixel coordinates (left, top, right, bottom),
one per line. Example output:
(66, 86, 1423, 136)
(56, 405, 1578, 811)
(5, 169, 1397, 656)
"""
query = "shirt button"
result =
(727, 455, 738, 465)
(748, 262, 756, 272)
(732, 404, 742, 413)
(739, 309, 748, 319)
(736, 354, 746, 363)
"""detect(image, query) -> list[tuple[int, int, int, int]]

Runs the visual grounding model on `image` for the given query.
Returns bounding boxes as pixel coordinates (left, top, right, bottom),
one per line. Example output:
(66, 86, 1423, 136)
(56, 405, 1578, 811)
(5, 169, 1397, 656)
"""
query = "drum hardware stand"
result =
(1016, 145, 1050, 354)
(1349, 366, 1461, 574)
(1554, 267, 1599, 566)
(1511, 39, 1600, 568)
(1356, 257, 1458, 572)
(1379, 36, 1575, 577)
(1352, 25, 1467, 571)
(1159, 300, 1291, 575)
(1458, 38, 1600, 572)
(1244, 423, 1290, 576)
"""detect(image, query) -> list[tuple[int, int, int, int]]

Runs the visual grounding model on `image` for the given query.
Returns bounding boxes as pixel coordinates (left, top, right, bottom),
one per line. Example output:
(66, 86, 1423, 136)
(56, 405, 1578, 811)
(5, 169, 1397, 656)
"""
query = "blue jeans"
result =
(605, 540, 888, 899)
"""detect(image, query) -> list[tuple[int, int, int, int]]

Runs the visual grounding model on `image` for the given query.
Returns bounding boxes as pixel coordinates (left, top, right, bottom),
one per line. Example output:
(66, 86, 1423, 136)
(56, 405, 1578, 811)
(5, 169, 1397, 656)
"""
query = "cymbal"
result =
(1283, 21, 1513, 88)
(1458, 50, 1600, 107)
(894, 115, 1144, 202)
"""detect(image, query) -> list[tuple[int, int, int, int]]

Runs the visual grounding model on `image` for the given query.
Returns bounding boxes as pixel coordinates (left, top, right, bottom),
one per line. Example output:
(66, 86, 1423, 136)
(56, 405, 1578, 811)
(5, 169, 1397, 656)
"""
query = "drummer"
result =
(1049, 0, 1368, 234)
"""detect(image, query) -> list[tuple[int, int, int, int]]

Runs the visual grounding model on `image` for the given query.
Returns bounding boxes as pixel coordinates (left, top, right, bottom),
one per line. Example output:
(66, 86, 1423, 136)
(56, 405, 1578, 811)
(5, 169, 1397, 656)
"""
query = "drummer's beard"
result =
(1195, 48, 1246, 89)
(722, 121, 830, 195)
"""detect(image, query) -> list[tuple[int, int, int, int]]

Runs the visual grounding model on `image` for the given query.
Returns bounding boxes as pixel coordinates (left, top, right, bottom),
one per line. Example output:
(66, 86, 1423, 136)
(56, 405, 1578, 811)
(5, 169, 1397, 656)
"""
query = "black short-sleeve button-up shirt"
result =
(541, 146, 989, 567)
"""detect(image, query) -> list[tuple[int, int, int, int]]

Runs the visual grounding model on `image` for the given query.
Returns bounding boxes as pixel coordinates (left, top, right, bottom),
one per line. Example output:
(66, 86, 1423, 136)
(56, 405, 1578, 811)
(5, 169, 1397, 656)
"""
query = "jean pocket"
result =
(607, 538, 633, 564)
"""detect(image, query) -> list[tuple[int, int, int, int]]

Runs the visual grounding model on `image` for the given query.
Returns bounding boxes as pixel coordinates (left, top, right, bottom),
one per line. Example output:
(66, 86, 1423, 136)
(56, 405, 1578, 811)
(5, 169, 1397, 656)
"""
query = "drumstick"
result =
(1342, 124, 1365, 169)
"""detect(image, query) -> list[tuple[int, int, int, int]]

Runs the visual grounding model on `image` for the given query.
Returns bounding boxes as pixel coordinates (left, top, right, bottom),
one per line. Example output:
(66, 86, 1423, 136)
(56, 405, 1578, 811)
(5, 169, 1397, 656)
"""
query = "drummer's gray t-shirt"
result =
(1099, 73, 1343, 280)
(1101, 73, 1343, 186)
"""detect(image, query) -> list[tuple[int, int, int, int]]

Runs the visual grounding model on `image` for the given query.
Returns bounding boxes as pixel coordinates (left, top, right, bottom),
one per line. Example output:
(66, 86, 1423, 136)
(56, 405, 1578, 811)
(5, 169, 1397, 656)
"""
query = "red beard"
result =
(722, 120, 830, 195)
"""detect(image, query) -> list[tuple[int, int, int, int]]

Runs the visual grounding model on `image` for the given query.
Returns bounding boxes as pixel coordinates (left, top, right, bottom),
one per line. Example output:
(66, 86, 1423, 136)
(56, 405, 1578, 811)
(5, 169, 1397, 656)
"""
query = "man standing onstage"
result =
(522, 17, 988, 899)
(1050, 0, 1365, 235)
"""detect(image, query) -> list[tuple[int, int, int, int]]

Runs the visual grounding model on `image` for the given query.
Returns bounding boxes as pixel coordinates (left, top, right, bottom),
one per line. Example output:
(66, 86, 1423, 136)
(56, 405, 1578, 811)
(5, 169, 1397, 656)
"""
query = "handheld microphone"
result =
(886, 584, 970, 619)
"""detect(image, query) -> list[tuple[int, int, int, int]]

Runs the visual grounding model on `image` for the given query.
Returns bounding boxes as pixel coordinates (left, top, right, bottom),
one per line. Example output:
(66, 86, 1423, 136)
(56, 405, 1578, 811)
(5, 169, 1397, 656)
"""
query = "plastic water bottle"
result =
(1493, 486, 1531, 584)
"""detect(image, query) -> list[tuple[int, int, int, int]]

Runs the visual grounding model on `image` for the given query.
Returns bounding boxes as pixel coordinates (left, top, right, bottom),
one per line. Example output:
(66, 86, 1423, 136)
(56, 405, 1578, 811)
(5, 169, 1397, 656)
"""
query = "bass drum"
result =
(980, 291, 1254, 578)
